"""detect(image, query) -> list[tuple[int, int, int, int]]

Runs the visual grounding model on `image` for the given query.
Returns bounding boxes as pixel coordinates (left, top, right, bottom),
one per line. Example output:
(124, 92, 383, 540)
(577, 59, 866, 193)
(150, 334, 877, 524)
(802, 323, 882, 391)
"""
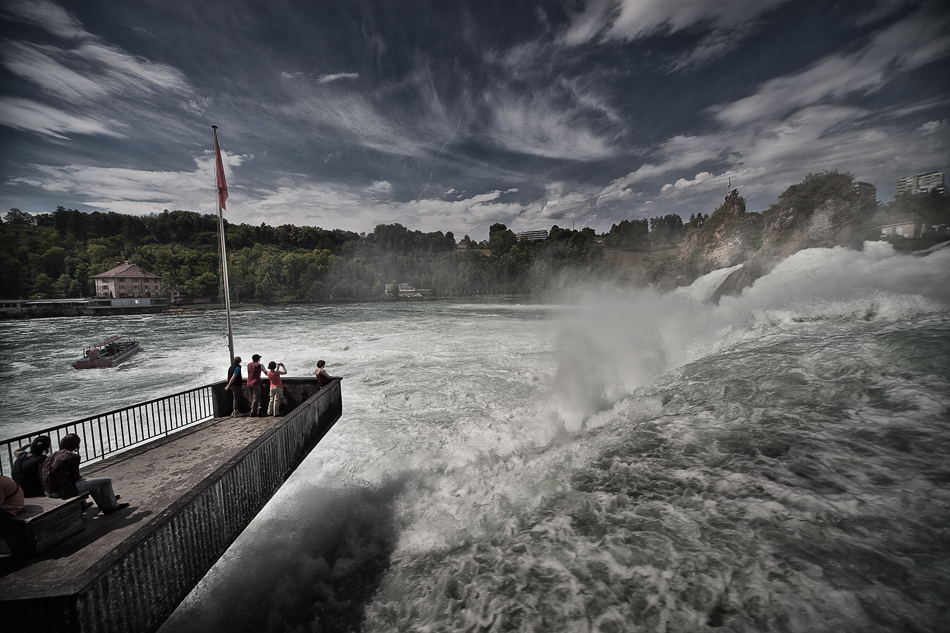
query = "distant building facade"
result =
(384, 283, 431, 298)
(853, 181, 876, 200)
(92, 262, 163, 298)
(896, 172, 946, 196)
(880, 213, 932, 239)
(169, 287, 211, 305)
(516, 229, 549, 242)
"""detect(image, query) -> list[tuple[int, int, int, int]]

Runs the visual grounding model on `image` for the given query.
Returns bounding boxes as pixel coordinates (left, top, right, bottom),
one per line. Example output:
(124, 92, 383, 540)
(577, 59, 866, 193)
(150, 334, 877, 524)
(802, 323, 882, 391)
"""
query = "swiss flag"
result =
(215, 134, 228, 210)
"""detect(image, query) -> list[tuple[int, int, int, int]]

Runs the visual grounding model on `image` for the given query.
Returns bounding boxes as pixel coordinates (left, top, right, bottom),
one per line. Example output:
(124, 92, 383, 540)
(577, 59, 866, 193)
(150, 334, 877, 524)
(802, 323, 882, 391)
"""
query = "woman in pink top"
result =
(266, 361, 287, 416)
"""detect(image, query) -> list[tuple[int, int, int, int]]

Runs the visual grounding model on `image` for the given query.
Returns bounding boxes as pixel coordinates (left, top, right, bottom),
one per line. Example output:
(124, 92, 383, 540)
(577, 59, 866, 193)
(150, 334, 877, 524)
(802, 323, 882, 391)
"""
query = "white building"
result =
(896, 172, 945, 196)
(516, 229, 549, 242)
(91, 262, 163, 299)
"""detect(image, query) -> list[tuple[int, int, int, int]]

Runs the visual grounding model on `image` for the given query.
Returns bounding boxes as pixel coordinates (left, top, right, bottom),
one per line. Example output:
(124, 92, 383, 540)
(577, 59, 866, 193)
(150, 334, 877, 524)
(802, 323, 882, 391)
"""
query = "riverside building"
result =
(91, 262, 163, 299)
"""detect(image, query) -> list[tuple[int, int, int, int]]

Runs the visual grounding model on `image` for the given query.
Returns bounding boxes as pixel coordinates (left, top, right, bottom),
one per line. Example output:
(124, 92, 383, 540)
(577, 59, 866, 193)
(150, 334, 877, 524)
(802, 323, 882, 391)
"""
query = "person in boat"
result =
(12, 435, 52, 497)
(314, 360, 338, 388)
(246, 354, 264, 417)
(40, 434, 129, 514)
(225, 356, 249, 418)
(266, 361, 287, 417)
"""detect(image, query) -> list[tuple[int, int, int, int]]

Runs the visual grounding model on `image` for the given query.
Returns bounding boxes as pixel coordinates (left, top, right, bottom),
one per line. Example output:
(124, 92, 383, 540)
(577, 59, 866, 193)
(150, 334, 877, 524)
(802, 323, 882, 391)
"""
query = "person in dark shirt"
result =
(41, 434, 129, 514)
(12, 435, 51, 497)
(225, 356, 248, 417)
(314, 360, 338, 388)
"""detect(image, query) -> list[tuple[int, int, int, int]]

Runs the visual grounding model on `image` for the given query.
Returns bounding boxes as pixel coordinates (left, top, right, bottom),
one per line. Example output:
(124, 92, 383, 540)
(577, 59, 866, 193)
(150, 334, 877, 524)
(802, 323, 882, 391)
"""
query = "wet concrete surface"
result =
(0, 413, 281, 596)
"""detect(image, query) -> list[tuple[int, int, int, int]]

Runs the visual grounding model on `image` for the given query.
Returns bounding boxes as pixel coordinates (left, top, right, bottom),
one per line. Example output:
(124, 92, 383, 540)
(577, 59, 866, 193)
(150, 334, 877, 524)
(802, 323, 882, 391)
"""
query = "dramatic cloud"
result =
(564, 0, 789, 45)
(0, 0, 86, 40)
(317, 73, 359, 84)
(714, 4, 950, 126)
(0, 1, 946, 235)
(661, 171, 714, 192)
(485, 93, 617, 160)
(0, 97, 122, 138)
(2, 41, 191, 102)
(7, 150, 247, 215)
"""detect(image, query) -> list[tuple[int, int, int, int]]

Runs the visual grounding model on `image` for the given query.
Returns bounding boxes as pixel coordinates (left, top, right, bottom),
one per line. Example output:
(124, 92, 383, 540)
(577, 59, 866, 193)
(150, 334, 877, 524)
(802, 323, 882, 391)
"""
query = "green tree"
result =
(5, 208, 35, 225)
(488, 223, 517, 257)
(31, 273, 54, 298)
(185, 272, 219, 297)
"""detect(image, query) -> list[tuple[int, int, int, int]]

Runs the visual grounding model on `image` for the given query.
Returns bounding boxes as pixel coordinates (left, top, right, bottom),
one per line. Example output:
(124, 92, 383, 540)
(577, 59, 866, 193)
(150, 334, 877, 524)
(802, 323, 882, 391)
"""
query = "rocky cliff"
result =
(678, 190, 761, 281)
(673, 172, 872, 301)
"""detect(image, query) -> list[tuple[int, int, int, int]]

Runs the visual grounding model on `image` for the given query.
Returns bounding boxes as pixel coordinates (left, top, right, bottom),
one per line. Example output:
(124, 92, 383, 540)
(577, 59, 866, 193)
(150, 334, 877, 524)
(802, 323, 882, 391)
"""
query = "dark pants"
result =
(249, 384, 262, 416)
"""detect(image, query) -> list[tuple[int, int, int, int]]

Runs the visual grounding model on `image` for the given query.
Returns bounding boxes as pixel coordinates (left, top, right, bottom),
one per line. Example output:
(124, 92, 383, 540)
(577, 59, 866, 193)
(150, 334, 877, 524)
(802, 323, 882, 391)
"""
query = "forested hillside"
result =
(2, 171, 947, 302)
(0, 208, 608, 301)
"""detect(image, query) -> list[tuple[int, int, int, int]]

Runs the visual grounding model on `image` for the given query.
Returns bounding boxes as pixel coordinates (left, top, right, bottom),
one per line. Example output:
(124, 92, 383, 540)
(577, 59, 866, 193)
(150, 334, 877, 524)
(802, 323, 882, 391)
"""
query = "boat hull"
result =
(72, 341, 141, 369)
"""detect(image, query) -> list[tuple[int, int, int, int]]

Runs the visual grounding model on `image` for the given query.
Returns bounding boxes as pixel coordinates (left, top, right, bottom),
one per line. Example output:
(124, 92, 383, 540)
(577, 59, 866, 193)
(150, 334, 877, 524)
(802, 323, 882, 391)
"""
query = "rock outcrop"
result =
(678, 191, 760, 282)
(710, 194, 861, 302)
(672, 172, 869, 302)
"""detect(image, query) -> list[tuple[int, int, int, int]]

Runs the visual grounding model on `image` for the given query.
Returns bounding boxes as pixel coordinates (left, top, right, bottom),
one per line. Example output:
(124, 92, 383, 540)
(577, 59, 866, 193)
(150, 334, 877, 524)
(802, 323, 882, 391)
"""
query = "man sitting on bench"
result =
(41, 434, 130, 515)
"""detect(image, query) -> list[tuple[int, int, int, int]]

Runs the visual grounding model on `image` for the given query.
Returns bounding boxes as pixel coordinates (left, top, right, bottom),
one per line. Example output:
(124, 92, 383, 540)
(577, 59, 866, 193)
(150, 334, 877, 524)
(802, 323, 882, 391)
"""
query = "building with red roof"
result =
(91, 262, 163, 299)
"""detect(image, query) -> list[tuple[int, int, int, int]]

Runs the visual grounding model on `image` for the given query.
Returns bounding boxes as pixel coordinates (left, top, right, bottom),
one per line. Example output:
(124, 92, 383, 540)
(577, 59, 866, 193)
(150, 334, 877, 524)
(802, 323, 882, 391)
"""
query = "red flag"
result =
(215, 133, 228, 210)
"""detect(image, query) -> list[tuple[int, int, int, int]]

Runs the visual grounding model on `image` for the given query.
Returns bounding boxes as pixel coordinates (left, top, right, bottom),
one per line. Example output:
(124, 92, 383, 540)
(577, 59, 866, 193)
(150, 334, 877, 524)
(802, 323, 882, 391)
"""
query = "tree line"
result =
(0, 207, 609, 301)
(2, 177, 947, 302)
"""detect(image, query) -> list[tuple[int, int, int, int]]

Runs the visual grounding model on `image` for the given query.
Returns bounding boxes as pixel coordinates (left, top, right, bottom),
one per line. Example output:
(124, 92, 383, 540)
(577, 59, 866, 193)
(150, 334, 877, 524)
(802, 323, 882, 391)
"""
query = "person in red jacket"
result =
(246, 354, 264, 417)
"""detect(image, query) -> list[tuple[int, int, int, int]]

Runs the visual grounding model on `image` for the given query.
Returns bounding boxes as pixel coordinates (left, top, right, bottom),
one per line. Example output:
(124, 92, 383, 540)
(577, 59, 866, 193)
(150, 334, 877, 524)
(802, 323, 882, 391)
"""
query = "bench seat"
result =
(0, 495, 89, 556)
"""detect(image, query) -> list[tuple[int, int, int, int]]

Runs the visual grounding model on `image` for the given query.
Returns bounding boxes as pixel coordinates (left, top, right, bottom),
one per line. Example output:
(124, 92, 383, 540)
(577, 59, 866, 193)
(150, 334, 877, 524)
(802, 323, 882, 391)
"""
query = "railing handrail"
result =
(0, 382, 223, 448)
(0, 382, 221, 476)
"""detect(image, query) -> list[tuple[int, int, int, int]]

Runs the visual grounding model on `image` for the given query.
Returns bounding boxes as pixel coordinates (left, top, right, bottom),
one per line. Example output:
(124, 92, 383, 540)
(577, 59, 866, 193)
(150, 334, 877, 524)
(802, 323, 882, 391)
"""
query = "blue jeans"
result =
(76, 477, 119, 511)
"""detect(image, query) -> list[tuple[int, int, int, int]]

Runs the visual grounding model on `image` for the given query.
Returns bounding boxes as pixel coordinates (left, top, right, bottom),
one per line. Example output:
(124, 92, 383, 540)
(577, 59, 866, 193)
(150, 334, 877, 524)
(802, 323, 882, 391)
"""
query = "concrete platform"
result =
(0, 414, 280, 593)
(0, 378, 342, 632)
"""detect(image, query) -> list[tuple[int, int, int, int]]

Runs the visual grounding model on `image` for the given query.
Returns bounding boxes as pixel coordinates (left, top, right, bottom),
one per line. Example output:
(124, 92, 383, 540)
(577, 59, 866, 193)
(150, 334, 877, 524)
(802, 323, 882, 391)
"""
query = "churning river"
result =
(2, 241, 948, 632)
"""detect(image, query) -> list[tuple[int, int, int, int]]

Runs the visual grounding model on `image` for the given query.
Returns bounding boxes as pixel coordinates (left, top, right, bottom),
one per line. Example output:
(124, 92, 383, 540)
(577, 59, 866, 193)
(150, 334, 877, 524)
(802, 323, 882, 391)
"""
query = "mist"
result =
(157, 241, 949, 632)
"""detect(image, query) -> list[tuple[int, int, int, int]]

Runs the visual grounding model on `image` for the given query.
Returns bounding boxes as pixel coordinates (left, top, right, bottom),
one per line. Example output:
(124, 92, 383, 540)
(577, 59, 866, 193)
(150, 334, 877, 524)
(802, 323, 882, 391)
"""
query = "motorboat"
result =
(72, 335, 142, 369)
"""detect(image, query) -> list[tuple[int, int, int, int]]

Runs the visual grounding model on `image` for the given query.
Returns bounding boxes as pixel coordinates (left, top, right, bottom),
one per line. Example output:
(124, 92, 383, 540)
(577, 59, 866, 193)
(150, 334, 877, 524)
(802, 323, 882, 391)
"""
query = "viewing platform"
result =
(0, 377, 342, 631)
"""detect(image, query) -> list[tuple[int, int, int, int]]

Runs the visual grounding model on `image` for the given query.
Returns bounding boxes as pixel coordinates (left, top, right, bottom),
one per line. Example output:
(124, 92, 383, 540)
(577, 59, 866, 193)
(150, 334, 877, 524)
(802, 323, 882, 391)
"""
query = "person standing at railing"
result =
(314, 360, 338, 388)
(12, 435, 51, 497)
(225, 356, 249, 418)
(266, 361, 287, 417)
(40, 434, 130, 514)
(246, 354, 264, 418)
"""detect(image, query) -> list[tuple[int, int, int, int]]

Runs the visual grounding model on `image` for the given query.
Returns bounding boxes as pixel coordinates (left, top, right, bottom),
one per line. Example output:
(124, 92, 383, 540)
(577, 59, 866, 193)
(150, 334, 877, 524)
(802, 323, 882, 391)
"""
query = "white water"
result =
(2, 242, 948, 632)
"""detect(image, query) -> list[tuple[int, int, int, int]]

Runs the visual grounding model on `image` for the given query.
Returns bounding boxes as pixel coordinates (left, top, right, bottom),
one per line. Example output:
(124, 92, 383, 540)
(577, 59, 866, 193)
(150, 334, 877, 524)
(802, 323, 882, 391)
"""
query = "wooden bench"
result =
(0, 495, 88, 556)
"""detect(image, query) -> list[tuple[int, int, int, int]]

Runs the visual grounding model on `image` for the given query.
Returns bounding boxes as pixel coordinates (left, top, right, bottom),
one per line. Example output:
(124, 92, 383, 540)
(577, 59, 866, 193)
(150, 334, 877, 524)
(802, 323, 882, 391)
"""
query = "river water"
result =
(2, 242, 949, 632)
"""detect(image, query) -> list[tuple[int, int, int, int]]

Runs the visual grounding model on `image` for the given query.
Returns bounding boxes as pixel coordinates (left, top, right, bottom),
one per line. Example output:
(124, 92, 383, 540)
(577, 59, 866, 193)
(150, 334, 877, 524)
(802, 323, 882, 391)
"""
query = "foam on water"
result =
(157, 244, 950, 632)
(2, 243, 947, 632)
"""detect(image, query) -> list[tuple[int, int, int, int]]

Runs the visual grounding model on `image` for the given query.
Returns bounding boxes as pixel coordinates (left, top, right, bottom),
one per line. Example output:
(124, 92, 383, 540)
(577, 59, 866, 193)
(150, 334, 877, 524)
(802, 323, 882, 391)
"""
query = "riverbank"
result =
(1, 293, 547, 319)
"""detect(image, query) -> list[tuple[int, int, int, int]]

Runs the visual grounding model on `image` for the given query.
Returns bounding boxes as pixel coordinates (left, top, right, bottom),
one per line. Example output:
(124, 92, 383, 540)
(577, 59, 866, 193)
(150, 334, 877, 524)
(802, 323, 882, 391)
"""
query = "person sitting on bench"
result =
(40, 434, 130, 514)
(12, 435, 51, 497)
(1, 475, 24, 519)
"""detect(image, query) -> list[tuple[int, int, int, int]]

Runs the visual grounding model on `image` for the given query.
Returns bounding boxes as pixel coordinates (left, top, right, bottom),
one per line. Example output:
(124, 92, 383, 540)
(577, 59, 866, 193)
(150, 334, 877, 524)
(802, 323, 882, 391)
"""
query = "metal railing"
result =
(1, 384, 218, 477)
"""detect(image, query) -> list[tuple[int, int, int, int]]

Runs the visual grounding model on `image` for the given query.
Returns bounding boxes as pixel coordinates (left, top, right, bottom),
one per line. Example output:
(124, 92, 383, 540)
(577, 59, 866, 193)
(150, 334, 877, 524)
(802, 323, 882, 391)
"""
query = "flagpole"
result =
(212, 125, 236, 363)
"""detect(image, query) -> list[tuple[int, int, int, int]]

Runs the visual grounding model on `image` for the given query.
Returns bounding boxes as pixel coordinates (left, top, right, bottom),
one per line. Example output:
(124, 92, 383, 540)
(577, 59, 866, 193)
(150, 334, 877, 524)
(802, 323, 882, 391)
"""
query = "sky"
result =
(0, 0, 948, 240)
